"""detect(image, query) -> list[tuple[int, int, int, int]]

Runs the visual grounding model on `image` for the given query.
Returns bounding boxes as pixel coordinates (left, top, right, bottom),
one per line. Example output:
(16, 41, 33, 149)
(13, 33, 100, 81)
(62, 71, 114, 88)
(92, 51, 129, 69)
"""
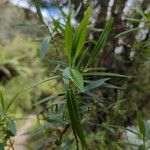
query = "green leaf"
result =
(72, 6, 92, 65)
(0, 91, 5, 112)
(88, 18, 113, 65)
(70, 68, 84, 92)
(48, 59, 67, 67)
(0, 144, 4, 150)
(23, 76, 60, 92)
(83, 72, 129, 78)
(84, 67, 107, 72)
(66, 89, 87, 149)
(6, 118, 16, 136)
(48, 113, 64, 123)
(103, 83, 124, 89)
(63, 67, 70, 85)
(39, 37, 51, 59)
(6, 76, 59, 112)
(52, 17, 65, 33)
(135, 104, 146, 139)
(33, 92, 65, 106)
(84, 78, 110, 91)
(47, 100, 65, 108)
(6, 93, 20, 112)
(63, 68, 85, 92)
(65, 20, 73, 62)
(115, 27, 141, 38)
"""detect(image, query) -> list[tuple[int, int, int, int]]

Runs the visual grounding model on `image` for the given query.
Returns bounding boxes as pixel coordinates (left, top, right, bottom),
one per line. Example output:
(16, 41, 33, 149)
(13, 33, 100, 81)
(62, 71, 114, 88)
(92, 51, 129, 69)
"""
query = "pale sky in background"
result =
(9, 0, 65, 20)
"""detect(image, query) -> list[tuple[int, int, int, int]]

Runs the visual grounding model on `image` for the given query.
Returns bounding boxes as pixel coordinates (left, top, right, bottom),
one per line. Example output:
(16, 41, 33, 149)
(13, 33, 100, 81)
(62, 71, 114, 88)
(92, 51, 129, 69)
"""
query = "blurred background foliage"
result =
(0, 0, 150, 149)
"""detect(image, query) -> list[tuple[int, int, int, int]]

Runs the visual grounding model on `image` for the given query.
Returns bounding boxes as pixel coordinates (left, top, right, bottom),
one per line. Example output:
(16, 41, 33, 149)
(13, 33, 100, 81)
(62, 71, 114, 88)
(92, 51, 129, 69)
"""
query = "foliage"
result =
(0, 1, 150, 150)
(0, 91, 16, 149)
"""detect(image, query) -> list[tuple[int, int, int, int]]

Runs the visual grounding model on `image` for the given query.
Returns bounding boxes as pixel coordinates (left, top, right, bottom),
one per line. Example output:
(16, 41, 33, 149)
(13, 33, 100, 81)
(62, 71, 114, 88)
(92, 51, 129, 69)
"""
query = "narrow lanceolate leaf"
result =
(72, 6, 92, 65)
(103, 83, 124, 89)
(48, 59, 67, 67)
(39, 37, 51, 59)
(33, 92, 65, 106)
(115, 27, 141, 38)
(84, 67, 107, 72)
(135, 105, 146, 138)
(65, 21, 73, 62)
(23, 76, 60, 92)
(6, 118, 16, 136)
(6, 93, 20, 112)
(88, 18, 113, 65)
(0, 91, 5, 112)
(84, 78, 110, 92)
(69, 68, 84, 92)
(83, 72, 129, 78)
(66, 89, 87, 149)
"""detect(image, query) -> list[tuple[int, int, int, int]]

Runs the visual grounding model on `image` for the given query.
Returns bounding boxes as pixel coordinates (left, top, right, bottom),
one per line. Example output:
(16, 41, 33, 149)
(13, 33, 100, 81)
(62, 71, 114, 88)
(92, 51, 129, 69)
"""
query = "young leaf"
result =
(88, 18, 113, 65)
(39, 37, 51, 59)
(6, 118, 16, 136)
(65, 20, 73, 62)
(66, 89, 87, 149)
(72, 6, 92, 65)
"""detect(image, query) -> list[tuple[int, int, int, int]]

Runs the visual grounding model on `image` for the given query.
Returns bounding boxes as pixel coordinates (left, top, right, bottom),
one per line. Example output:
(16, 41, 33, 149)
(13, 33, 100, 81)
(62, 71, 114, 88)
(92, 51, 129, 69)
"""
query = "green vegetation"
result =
(0, 1, 150, 150)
